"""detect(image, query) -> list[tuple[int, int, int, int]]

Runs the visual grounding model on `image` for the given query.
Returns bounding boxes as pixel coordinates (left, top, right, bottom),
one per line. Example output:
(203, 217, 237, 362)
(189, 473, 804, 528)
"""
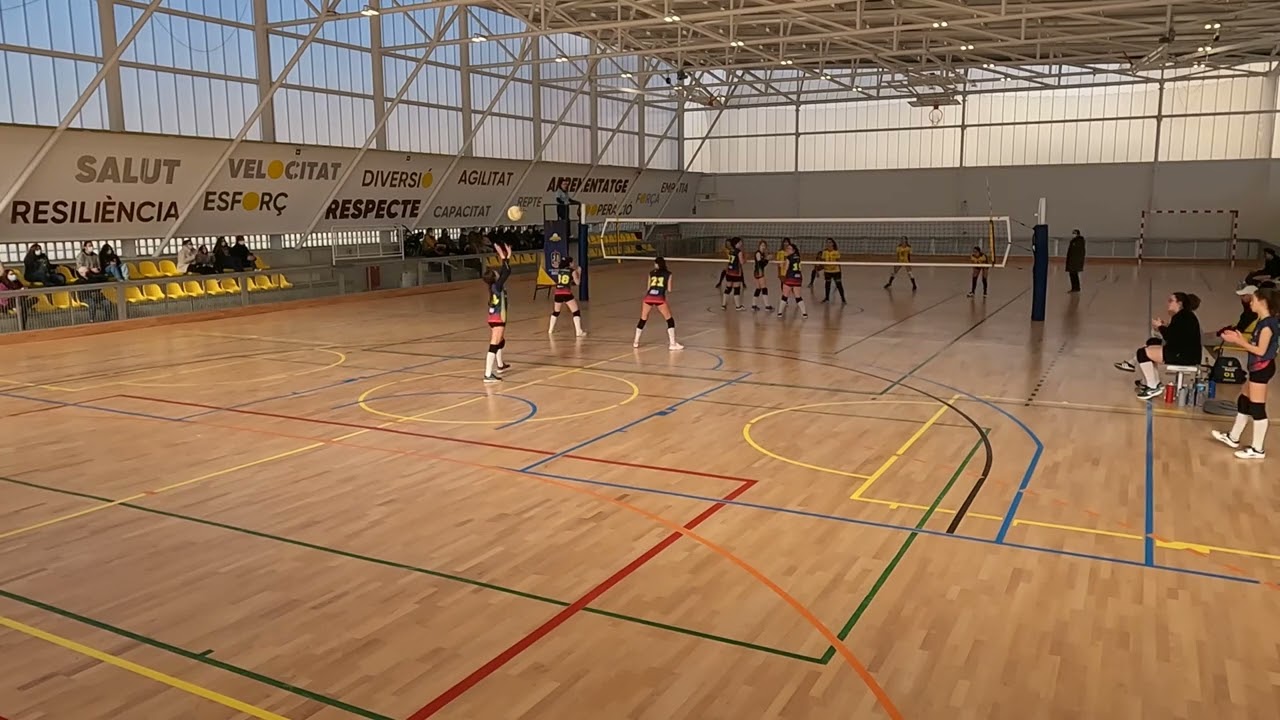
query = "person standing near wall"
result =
(1066, 229, 1086, 293)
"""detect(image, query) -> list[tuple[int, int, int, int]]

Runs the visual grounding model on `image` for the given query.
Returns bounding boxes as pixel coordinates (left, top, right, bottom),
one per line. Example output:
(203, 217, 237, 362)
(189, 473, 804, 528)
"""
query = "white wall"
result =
(697, 160, 1280, 242)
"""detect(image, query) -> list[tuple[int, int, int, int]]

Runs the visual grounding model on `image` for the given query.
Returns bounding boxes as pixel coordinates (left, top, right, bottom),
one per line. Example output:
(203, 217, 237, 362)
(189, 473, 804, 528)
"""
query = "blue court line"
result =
(519, 371, 751, 473)
(1144, 396, 1156, 565)
(867, 368, 1046, 544)
(329, 390, 538, 429)
(0, 391, 181, 423)
(517, 467, 1254, 588)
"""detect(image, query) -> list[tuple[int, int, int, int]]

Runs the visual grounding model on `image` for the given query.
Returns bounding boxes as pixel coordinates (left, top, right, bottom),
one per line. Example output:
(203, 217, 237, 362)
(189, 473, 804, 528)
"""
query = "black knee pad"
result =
(666, 317, 676, 329)
(1136, 347, 1150, 363)
(753, 288, 761, 297)
(733, 287, 741, 296)
(1250, 402, 1267, 421)
(488, 343, 500, 354)
(552, 310, 561, 317)
(572, 310, 580, 317)
(636, 319, 647, 330)
(1238, 395, 1251, 414)
(760, 288, 768, 295)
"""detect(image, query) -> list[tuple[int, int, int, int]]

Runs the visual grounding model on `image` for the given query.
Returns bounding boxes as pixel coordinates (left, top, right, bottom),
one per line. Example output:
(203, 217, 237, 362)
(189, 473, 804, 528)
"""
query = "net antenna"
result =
(598, 217, 1014, 268)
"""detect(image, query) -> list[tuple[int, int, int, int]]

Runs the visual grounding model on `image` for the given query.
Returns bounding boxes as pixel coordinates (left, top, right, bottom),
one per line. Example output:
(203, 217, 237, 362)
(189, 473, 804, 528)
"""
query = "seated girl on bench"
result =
(1115, 292, 1202, 400)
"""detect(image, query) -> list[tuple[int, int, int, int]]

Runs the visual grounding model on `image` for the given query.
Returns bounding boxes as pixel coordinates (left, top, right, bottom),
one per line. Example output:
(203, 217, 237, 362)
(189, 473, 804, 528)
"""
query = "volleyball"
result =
(506, 205, 524, 222)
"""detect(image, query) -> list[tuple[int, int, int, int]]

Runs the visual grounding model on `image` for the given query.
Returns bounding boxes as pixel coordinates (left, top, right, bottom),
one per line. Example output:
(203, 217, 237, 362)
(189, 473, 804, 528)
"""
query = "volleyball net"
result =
(596, 216, 1014, 268)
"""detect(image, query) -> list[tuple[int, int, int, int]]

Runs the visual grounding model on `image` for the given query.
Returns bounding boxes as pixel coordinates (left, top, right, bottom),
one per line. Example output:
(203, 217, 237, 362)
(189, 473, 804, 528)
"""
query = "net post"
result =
(1032, 197, 1049, 323)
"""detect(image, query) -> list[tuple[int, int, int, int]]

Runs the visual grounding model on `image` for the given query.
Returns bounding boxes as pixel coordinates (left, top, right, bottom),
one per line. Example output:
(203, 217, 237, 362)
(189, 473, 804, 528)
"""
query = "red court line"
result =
(407, 478, 756, 720)
(117, 395, 752, 485)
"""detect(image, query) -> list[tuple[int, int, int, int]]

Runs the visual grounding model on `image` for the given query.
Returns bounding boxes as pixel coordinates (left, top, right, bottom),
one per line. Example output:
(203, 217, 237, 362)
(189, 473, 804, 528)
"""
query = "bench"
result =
(1164, 364, 1200, 392)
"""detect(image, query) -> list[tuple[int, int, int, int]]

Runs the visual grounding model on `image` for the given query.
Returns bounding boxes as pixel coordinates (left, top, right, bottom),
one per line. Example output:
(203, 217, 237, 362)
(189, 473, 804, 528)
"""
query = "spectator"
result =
(1066, 229, 1086, 293)
(213, 237, 234, 272)
(229, 236, 257, 271)
(76, 241, 103, 276)
(1245, 247, 1279, 285)
(23, 244, 67, 286)
(176, 239, 198, 274)
(189, 244, 216, 274)
(100, 243, 129, 281)
(0, 265, 34, 326)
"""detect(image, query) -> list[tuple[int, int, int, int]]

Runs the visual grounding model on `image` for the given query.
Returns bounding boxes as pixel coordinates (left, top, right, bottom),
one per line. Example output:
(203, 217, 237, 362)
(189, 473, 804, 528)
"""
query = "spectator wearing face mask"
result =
(0, 265, 34, 326)
(177, 239, 198, 274)
(23, 244, 67, 286)
(99, 242, 129, 281)
(229, 236, 257, 272)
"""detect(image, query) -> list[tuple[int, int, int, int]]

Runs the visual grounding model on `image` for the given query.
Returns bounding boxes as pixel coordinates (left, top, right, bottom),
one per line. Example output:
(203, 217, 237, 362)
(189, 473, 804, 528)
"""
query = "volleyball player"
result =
(721, 237, 745, 310)
(634, 256, 683, 350)
(819, 238, 846, 304)
(482, 241, 513, 383)
(1214, 286, 1278, 459)
(776, 239, 789, 296)
(751, 240, 773, 311)
(967, 246, 989, 298)
(547, 256, 586, 337)
(884, 237, 917, 290)
(777, 240, 808, 318)
(808, 248, 823, 288)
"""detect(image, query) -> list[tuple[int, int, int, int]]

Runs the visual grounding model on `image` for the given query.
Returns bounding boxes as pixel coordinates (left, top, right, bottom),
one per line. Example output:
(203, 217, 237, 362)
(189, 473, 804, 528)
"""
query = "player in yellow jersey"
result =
(884, 237, 917, 291)
(968, 246, 989, 298)
(818, 238, 846, 304)
(776, 239, 789, 296)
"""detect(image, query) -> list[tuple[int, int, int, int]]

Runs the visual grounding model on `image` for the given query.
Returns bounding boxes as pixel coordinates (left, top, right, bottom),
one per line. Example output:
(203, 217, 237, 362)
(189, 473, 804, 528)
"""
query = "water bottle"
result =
(1207, 380, 1217, 399)
(1195, 380, 1207, 408)
(1164, 384, 1176, 403)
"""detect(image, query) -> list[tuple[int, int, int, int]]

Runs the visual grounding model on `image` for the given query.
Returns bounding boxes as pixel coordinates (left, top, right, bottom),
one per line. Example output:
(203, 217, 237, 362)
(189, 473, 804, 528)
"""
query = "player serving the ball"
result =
(482, 238, 513, 383)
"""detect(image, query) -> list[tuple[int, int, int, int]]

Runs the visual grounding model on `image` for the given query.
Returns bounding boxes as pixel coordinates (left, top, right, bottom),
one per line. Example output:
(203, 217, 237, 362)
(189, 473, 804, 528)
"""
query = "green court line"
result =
(0, 475, 813, 665)
(817, 435, 984, 665)
(0, 586, 391, 720)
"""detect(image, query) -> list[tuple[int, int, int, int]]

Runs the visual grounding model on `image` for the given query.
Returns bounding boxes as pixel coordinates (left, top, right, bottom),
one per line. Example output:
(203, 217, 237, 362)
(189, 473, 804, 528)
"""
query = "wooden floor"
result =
(0, 261, 1277, 720)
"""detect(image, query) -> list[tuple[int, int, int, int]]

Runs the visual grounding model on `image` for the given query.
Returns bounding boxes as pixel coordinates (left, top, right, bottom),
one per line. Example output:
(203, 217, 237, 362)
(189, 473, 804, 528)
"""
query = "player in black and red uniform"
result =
(482, 241, 513, 383)
(777, 239, 807, 318)
(721, 237, 745, 310)
(547, 257, 586, 337)
(751, 240, 773, 311)
(634, 256, 683, 350)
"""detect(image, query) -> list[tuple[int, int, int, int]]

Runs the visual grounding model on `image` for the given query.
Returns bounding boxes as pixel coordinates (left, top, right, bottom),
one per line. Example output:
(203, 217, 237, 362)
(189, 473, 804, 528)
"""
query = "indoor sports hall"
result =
(1, 2, 1278, 720)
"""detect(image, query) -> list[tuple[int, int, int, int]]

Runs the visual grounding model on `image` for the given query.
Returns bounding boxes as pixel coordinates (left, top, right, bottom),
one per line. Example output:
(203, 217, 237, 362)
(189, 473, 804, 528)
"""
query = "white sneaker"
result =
(576, 330, 588, 337)
(633, 339, 640, 348)
(1211, 430, 1240, 449)
(483, 375, 502, 384)
(668, 342, 684, 350)
(1234, 447, 1266, 459)
(1115, 360, 1136, 372)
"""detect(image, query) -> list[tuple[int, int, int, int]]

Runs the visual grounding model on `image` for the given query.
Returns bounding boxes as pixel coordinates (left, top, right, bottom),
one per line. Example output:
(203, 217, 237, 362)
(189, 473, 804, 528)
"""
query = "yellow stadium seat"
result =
(254, 257, 271, 270)
(50, 291, 86, 310)
(56, 266, 75, 283)
(485, 255, 501, 268)
(274, 274, 293, 290)
(125, 262, 140, 278)
(220, 278, 242, 293)
(256, 275, 279, 291)
(158, 259, 181, 276)
(138, 261, 163, 278)
(204, 279, 228, 296)
(34, 294, 57, 312)
(164, 282, 187, 300)
(11, 267, 25, 284)
(182, 281, 206, 298)
(125, 286, 148, 304)
(100, 287, 119, 304)
(143, 284, 166, 302)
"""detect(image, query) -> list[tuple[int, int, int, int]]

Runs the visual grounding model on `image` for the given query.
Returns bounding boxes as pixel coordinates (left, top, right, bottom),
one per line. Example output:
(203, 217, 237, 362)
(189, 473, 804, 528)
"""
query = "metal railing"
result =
(0, 253, 502, 335)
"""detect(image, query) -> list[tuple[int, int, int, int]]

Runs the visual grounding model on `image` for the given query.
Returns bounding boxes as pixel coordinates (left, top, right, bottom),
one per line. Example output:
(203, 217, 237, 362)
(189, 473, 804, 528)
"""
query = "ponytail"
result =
(1173, 291, 1201, 312)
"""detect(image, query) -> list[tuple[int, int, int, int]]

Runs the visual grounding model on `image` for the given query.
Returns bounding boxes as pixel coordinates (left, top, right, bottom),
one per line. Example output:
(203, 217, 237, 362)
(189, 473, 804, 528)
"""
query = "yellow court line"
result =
(852, 495, 1280, 561)
(0, 444, 324, 543)
(851, 396, 957, 499)
(185, 330, 338, 347)
(742, 399, 949, 482)
(0, 376, 80, 393)
(356, 368, 640, 425)
(977, 395, 1196, 418)
(0, 614, 290, 720)
(350, 348, 654, 436)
